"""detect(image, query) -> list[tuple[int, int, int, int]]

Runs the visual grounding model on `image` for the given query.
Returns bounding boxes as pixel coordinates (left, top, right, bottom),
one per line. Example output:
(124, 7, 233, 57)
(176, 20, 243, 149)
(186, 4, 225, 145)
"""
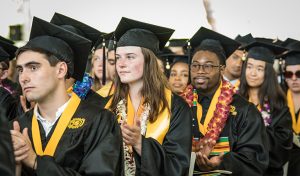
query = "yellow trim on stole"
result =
(287, 89, 300, 134)
(97, 81, 114, 97)
(104, 88, 172, 144)
(196, 82, 222, 135)
(32, 92, 81, 156)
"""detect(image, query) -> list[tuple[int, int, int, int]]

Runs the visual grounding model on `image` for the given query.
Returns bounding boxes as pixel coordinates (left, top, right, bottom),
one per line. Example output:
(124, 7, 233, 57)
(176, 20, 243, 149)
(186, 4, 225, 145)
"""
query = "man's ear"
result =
(56, 62, 68, 79)
(0, 70, 9, 80)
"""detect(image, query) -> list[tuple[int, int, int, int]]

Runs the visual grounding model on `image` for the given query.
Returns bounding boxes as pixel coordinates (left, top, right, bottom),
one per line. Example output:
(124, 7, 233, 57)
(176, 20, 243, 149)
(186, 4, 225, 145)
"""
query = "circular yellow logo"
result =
(68, 118, 85, 129)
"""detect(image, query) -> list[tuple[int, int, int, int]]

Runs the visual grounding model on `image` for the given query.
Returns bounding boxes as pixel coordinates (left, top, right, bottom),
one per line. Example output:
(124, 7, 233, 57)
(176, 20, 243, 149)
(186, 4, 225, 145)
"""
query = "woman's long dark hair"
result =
(239, 59, 286, 112)
(110, 47, 170, 122)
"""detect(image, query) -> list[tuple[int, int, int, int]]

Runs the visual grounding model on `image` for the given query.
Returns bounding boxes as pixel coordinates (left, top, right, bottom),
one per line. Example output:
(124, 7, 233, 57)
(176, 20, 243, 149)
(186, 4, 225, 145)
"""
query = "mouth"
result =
(119, 71, 130, 75)
(194, 77, 208, 84)
(172, 83, 183, 88)
(23, 87, 34, 93)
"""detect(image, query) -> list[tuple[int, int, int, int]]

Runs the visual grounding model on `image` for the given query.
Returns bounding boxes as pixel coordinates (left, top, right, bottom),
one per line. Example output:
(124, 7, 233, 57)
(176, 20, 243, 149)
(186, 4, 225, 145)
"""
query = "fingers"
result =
(15, 153, 29, 163)
(121, 123, 141, 146)
(22, 128, 32, 145)
(14, 146, 29, 158)
(13, 121, 21, 132)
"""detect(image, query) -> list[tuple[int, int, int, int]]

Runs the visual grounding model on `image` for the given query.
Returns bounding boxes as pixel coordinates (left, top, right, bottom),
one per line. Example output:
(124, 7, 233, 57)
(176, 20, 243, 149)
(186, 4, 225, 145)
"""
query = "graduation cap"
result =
(94, 32, 115, 51)
(189, 27, 240, 64)
(167, 39, 189, 47)
(281, 38, 299, 48)
(0, 47, 9, 61)
(114, 17, 175, 54)
(255, 37, 283, 46)
(244, 41, 287, 64)
(235, 33, 255, 49)
(0, 36, 18, 61)
(17, 16, 92, 81)
(281, 50, 300, 65)
(50, 12, 103, 47)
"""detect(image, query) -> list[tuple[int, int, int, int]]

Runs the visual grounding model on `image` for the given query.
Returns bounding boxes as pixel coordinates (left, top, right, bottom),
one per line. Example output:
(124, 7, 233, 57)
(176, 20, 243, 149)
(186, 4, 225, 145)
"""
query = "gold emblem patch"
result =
(230, 105, 237, 116)
(68, 118, 85, 129)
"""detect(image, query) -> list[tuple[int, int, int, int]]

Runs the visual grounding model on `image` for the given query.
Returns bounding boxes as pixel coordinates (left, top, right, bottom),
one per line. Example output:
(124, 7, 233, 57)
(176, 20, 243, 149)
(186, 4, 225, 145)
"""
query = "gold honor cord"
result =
(287, 89, 300, 134)
(32, 93, 81, 156)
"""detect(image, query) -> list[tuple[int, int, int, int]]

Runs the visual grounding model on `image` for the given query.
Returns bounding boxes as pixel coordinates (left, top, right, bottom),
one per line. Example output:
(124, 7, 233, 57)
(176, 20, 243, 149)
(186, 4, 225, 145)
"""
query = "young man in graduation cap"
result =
(281, 41, 300, 176)
(103, 17, 192, 175)
(10, 17, 122, 176)
(189, 27, 269, 175)
(223, 34, 255, 90)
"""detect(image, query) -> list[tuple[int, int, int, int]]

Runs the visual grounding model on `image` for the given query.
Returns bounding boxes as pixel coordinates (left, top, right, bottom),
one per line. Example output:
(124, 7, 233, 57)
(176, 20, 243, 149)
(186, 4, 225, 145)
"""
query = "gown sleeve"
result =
(35, 109, 123, 176)
(217, 97, 269, 175)
(0, 87, 21, 121)
(266, 106, 293, 172)
(0, 110, 15, 176)
(134, 95, 193, 176)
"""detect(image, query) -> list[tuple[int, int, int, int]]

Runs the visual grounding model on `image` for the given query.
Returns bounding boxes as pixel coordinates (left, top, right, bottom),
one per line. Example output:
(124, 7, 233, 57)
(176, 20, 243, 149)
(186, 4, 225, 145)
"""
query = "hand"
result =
(20, 95, 35, 112)
(121, 119, 142, 156)
(195, 138, 216, 157)
(195, 152, 224, 171)
(10, 121, 37, 169)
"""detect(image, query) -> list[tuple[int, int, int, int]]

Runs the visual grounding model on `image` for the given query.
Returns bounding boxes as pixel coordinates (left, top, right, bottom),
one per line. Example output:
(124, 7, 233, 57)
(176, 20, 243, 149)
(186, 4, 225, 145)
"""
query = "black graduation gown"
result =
(0, 110, 15, 176)
(193, 94, 269, 176)
(264, 106, 292, 176)
(287, 109, 300, 176)
(14, 101, 123, 176)
(102, 94, 193, 176)
(84, 89, 108, 108)
(0, 87, 22, 120)
(134, 94, 192, 176)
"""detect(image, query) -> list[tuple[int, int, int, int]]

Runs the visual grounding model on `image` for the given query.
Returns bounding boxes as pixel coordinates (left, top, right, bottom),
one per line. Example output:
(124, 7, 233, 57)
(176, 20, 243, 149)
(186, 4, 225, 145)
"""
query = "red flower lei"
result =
(179, 85, 194, 107)
(197, 80, 236, 142)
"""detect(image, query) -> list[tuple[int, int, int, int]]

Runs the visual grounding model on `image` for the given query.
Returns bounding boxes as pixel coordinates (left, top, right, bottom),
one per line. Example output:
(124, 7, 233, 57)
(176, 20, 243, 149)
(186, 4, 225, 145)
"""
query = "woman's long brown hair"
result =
(110, 47, 170, 122)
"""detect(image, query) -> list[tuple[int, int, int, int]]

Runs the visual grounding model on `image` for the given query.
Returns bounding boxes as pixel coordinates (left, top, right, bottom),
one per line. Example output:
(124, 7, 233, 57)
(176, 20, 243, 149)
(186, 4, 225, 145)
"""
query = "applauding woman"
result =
(105, 17, 192, 176)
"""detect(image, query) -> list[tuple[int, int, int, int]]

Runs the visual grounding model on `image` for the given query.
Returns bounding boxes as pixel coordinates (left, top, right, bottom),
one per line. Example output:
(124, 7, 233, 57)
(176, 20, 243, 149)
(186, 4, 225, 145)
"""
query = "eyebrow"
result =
(16, 61, 41, 69)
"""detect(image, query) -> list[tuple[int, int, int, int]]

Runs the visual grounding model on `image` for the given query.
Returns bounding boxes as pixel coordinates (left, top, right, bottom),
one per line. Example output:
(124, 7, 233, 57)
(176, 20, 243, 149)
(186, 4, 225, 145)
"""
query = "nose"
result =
(116, 57, 127, 68)
(175, 75, 182, 81)
(291, 74, 298, 81)
(19, 71, 30, 86)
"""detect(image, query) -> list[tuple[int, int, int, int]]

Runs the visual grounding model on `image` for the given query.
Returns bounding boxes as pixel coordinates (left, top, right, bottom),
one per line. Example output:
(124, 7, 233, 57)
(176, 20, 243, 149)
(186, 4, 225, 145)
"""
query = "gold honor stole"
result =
(233, 79, 240, 91)
(105, 89, 172, 144)
(97, 81, 114, 97)
(195, 82, 230, 155)
(32, 92, 81, 156)
(287, 89, 300, 134)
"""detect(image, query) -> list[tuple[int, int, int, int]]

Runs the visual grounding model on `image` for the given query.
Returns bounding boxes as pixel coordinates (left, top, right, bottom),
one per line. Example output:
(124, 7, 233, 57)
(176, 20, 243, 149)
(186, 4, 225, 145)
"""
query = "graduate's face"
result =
(107, 50, 116, 81)
(245, 58, 265, 88)
(92, 48, 105, 80)
(225, 50, 243, 79)
(16, 50, 66, 102)
(169, 62, 189, 93)
(116, 46, 144, 84)
(191, 50, 223, 93)
(285, 65, 300, 93)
